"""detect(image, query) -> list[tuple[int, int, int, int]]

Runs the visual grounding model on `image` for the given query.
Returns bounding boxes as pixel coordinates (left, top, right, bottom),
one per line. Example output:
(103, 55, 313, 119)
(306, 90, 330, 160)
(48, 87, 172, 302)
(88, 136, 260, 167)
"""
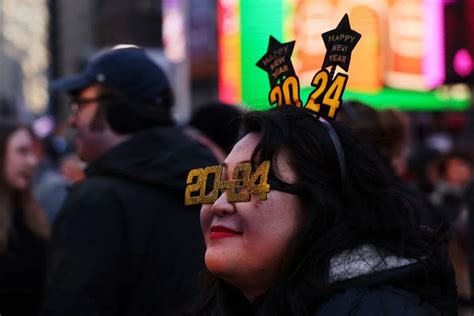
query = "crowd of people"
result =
(0, 45, 472, 315)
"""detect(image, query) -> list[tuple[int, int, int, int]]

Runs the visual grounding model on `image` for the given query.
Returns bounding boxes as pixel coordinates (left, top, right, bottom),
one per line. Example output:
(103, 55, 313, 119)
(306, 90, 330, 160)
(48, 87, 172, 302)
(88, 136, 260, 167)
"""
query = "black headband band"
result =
(267, 114, 346, 197)
(341, 100, 358, 121)
(319, 117, 346, 186)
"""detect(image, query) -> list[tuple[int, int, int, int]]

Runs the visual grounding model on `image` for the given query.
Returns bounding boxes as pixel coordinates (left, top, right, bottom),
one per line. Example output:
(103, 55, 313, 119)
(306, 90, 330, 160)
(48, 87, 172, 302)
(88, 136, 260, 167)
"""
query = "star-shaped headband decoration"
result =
(321, 13, 361, 72)
(256, 36, 296, 88)
(256, 14, 361, 121)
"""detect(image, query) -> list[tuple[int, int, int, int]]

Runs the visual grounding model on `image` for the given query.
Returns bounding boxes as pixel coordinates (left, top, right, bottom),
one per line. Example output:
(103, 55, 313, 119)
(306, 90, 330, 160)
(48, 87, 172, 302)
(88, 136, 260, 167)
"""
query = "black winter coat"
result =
(315, 259, 457, 315)
(0, 208, 47, 316)
(202, 244, 457, 316)
(40, 127, 218, 316)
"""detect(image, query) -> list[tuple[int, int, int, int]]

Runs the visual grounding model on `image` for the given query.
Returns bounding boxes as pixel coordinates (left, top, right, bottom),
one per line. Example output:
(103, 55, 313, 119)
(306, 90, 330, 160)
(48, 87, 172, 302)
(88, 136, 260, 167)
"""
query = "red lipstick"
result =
(210, 225, 242, 239)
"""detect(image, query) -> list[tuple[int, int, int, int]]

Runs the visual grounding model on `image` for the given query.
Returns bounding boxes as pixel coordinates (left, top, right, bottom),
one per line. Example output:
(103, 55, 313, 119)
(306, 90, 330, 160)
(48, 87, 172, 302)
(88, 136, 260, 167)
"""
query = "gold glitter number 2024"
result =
(305, 69, 348, 119)
(184, 161, 271, 206)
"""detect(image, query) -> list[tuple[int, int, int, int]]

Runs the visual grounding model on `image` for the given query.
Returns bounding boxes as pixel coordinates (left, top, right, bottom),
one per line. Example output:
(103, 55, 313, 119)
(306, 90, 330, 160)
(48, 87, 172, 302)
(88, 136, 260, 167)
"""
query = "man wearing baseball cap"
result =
(41, 46, 217, 315)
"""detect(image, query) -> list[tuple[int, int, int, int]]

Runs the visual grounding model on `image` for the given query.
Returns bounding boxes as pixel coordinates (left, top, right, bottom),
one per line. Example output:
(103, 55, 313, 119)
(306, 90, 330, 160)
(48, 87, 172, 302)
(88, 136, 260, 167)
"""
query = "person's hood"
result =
(85, 127, 218, 191)
(327, 244, 457, 314)
(328, 244, 417, 283)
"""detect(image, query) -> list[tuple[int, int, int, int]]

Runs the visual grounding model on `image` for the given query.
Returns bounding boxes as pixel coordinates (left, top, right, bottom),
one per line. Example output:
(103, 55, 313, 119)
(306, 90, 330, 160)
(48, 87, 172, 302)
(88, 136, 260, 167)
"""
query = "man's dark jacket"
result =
(41, 127, 218, 315)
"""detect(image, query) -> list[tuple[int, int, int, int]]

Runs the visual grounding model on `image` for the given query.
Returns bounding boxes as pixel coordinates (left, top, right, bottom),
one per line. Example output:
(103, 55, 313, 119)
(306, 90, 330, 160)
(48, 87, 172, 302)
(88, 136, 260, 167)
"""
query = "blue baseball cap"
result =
(51, 46, 172, 107)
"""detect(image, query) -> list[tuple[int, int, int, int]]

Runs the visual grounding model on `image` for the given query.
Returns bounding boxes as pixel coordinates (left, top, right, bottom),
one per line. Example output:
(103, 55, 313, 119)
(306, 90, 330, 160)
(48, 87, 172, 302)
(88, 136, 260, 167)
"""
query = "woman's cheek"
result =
(200, 205, 212, 241)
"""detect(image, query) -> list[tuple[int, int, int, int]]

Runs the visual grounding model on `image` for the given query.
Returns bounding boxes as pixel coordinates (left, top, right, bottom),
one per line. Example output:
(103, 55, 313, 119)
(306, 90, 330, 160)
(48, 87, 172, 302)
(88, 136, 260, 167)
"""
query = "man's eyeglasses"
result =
(69, 95, 113, 116)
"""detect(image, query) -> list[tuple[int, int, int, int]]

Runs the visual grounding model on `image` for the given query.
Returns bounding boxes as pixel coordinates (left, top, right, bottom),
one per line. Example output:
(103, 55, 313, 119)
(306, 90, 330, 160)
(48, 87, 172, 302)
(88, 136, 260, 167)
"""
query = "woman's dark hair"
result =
(191, 107, 443, 315)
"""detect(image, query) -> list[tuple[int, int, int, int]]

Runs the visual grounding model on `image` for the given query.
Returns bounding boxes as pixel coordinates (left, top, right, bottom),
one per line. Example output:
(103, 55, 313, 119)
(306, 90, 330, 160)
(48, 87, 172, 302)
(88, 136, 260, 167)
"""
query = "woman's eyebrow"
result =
(233, 160, 251, 165)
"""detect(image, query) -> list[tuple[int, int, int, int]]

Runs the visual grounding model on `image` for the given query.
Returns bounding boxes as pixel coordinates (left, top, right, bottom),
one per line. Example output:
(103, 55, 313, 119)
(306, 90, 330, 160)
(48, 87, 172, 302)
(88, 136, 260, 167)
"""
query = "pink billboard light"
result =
(423, 0, 445, 89)
(454, 49, 473, 77)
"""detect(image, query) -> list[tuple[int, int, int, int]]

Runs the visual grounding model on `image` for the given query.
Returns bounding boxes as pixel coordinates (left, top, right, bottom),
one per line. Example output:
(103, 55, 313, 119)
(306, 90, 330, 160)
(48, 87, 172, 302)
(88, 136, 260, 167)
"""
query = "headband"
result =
(256, 13, 360, 185)
(185, 14, 361, 205)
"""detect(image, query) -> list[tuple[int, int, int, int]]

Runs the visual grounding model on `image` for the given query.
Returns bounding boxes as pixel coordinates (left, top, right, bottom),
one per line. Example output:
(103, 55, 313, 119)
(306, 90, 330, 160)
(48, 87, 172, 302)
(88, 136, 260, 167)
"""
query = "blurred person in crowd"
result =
(430, 150, 473, 222)
(430, 150, 474, 303)
(190, 102, 243, 152)
(337, 101, 445, 229)
(376, 109, 410, 177)
(0, 120, 50, 316)
(190, 107, 456, 315)
(467, 179, 474, 305)
(41, 46, 217, 315)
(408, 146, 442, 195)
(34, 134, 70, 223)
(338, 101, 409, 177)
(0, 96, 18, 120)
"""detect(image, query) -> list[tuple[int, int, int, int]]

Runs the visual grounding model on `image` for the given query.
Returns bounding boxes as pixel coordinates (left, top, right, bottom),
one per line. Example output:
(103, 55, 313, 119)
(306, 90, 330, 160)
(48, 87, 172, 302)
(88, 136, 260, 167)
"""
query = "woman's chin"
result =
(205, 247, 249, 281)
(205, 249, 232, 275)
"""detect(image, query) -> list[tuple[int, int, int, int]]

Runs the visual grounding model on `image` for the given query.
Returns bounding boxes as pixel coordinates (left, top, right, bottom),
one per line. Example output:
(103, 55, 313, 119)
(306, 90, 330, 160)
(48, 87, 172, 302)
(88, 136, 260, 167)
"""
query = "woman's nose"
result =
(211, 191, 236, 217)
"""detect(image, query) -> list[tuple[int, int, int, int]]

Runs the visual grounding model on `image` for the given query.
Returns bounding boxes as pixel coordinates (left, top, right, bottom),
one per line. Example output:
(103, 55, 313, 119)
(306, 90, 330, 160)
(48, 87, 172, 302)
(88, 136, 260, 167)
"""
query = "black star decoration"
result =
(321, 14, 361, 72)
(256, 36, 296, 88)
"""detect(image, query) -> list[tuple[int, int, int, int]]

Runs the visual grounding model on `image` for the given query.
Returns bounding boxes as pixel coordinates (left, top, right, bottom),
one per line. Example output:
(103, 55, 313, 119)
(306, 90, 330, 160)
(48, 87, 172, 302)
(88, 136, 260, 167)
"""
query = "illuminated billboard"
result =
(218, 0, 472, 111)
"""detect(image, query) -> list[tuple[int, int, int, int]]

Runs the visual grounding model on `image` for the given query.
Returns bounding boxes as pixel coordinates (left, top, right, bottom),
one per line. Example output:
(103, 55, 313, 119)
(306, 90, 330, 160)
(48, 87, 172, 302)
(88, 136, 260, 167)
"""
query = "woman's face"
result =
(200, 132, 303, 301)
(3, 128, 39, 190)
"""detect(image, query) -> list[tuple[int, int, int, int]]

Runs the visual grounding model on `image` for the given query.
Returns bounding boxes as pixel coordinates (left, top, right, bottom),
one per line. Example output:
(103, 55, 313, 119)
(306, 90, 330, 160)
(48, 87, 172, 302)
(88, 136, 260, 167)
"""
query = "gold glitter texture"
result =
(185, 161, 271, 205)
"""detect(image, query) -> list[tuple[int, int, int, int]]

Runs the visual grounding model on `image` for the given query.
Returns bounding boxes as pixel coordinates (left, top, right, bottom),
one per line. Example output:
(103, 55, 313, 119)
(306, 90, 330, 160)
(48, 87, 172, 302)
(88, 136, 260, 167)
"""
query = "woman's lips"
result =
(209, 225, 242, 239)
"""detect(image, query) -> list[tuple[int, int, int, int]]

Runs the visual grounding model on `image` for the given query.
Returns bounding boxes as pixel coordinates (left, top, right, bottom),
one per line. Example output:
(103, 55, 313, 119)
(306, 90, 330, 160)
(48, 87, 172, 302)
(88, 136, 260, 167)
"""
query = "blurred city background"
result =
(0, 0, 472, 128)
(1, 0, 474, 313)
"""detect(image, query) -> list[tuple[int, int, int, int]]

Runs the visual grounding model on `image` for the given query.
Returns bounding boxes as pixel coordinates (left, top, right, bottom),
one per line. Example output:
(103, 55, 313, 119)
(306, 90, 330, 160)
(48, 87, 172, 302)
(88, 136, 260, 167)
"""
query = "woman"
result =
(193, 107, 456, 315)
(0, 120, 49, 315)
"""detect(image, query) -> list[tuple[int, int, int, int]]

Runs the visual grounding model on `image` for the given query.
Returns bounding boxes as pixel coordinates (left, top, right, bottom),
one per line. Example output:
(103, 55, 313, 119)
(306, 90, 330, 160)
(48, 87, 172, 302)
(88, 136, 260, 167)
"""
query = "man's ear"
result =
(105, 98, 145, 134)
